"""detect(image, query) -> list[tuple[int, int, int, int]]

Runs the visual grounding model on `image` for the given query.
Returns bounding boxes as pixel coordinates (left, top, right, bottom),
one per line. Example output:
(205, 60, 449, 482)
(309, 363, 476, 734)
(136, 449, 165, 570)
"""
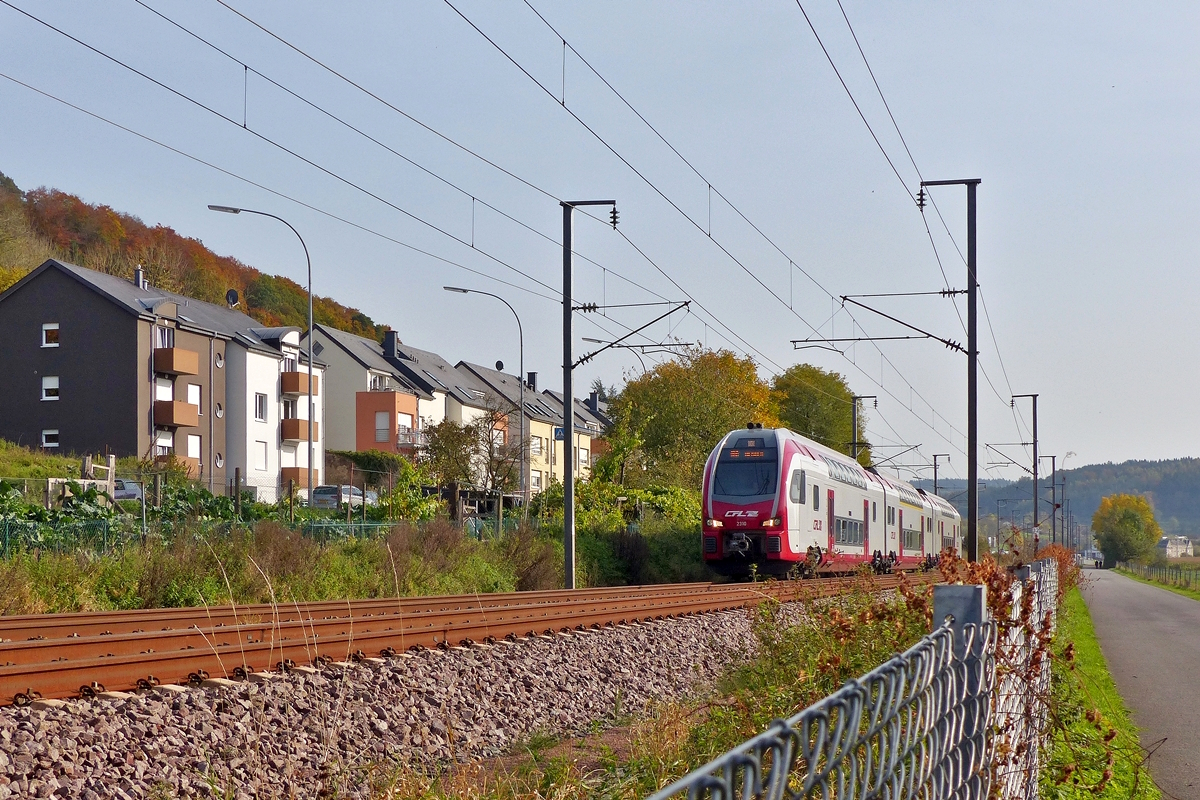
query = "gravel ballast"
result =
(0, 609, 757, 798)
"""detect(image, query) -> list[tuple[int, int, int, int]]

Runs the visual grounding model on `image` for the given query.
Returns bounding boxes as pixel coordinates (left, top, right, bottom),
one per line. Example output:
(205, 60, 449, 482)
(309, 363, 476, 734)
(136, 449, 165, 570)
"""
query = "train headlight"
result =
(705, 519, 723, 529)
(761, 517, 782, 528)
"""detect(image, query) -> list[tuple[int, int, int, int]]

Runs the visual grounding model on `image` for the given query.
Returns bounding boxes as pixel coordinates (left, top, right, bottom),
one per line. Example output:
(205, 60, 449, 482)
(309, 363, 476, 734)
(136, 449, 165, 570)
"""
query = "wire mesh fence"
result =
(648, 560, 1059, 800)
(1117, 561, 1200, 591)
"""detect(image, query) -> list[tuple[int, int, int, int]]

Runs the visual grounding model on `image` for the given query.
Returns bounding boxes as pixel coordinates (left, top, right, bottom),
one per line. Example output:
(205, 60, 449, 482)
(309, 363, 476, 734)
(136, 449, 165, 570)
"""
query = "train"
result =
(701, 423, 961, 578)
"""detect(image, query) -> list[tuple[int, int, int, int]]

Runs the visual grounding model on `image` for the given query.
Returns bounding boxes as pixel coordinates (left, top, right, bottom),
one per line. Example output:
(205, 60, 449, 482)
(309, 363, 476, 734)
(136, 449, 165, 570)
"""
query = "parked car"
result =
(310, 485, 367, 510)
(113, 478, 143, 502)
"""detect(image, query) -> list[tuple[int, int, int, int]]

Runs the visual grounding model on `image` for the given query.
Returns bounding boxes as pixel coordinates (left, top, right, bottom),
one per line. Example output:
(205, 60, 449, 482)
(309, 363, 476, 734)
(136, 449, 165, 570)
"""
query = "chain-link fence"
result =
(0, 519, 137, 558)
(648, 559, 1060, 800)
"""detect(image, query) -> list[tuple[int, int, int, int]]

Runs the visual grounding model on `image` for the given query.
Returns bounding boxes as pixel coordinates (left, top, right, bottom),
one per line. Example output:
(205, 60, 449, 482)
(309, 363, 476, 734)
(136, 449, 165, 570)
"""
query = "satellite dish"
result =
(226, 289, 239, 308)
(495, 360, 504, 371)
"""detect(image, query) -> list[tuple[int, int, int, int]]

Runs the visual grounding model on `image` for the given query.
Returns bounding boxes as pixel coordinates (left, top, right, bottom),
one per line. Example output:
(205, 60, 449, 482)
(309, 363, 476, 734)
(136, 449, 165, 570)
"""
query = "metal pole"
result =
(851, 397, 858, 461)
(966, 181, 978, 563)
(560, 200, 615, 589)
(562, 202, 575, 589)
(932, 454, 949, 497)
(207, 206, 314, 501)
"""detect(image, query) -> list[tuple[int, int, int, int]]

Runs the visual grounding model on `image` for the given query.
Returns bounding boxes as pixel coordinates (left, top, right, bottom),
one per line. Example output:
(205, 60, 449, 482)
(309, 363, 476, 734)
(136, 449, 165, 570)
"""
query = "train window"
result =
(789, 470, 806, 504)
(813, 485, 819, 511)
(872, 502, 876, 522)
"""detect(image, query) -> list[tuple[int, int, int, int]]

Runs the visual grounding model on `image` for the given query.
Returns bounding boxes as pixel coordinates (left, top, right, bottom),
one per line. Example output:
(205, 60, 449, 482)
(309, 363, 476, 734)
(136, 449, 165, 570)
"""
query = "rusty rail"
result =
(1, 574, 928, 704)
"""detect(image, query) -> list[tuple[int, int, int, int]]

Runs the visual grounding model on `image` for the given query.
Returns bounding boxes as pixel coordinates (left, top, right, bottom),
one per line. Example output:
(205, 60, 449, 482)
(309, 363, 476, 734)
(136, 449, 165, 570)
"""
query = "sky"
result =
(2, 0, 1197, 484)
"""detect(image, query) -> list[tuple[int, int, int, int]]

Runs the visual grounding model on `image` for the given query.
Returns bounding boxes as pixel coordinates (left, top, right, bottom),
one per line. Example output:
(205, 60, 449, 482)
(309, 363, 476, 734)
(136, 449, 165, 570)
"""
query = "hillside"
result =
(921, 458, 1200, 539)
(0, 170, 383, 339)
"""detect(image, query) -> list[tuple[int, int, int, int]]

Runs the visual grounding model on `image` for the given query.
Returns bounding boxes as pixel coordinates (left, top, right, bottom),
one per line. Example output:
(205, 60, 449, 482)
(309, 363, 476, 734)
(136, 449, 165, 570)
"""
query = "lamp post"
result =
(208, 205, 315, 498)
(444, 287, 525, 517)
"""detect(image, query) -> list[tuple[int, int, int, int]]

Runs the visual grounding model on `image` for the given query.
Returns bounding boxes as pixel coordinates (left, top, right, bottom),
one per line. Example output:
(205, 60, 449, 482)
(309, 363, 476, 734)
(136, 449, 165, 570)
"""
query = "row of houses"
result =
(0, 259, 608, 501)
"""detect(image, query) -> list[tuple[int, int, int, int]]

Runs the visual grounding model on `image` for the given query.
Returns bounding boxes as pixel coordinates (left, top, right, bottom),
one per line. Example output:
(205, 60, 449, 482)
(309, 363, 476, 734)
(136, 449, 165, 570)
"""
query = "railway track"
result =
(1, 574, 925, 705)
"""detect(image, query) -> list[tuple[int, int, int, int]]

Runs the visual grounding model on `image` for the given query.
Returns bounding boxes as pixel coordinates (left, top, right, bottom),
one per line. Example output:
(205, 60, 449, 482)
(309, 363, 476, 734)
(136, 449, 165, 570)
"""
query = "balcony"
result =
(154, 400, 199, 428)
(281, 418, 318, 443)
(397, 430, 428, 448)
(156, 454, 201, 479)
(280, 466, 316, 489)
(281, 371, 319, 396)
(153, 347, 200, 376)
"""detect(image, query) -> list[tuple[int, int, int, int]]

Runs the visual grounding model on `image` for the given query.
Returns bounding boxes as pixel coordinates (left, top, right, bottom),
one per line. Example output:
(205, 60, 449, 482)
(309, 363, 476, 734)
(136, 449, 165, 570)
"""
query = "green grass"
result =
(0, 438, 79, 480)
(1115, 567, 1200, 603)
(1040, 588, 1159, 799)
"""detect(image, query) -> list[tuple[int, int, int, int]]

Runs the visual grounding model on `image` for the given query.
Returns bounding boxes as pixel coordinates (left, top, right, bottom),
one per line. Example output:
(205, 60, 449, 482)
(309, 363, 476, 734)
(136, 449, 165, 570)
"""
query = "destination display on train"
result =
(724, 448, 771, 459)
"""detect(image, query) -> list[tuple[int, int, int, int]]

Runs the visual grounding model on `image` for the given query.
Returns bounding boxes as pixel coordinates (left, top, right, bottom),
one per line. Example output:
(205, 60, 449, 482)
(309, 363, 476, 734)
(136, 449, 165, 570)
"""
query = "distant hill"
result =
(915, 459, 1200, 539)
(0, 170, 383, 340)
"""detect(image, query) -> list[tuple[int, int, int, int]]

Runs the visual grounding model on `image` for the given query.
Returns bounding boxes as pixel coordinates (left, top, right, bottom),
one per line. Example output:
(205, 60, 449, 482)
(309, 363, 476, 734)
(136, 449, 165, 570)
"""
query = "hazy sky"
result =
(2, 1, 1197, 483)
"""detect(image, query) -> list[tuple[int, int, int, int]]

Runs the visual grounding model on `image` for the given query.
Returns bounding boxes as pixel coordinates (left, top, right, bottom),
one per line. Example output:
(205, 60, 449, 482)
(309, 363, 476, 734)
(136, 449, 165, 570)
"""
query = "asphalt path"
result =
(1082, 568, 1199, 799)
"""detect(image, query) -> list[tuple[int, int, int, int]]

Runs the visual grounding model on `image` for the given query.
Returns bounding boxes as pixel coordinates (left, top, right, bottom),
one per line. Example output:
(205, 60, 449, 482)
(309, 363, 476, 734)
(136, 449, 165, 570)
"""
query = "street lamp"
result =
(208, 205, 315, 499)
(444, 287, 525, 517)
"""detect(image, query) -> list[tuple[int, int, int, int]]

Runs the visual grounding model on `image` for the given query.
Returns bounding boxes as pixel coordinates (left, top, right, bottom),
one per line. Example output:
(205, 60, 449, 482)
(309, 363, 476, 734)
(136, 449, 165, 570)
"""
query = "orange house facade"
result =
(355, 389, 421, 454)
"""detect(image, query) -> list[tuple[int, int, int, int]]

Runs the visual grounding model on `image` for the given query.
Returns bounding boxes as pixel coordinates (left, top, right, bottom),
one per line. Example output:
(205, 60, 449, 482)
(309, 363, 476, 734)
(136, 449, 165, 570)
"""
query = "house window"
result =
(41, 323, 59, 347)
(154, 325, 175, 349)
(187, 384, 201, 412)
(397, 412, 413, 432)
(155, 377, 173, 402)
(492, 429, 506, 446)
(375, 411, 391, 443)
(578, 448, 589, 466)
(282, 399, 297, 420)
(215, 453, 224, 469)
(186, 434, 201, 460)
(531, 470, 543, 490)
(254, 393, 268, 422)
(155, 430, 173, 456)
(214, 402, 224, 419)
(283, 356, 297, 372)
(530, 436, 543, 457)
(41, 376, 59, 401)
(41, 429, 59, 448)
(214, 352, 224, 369)
(255, 440, 269, 471)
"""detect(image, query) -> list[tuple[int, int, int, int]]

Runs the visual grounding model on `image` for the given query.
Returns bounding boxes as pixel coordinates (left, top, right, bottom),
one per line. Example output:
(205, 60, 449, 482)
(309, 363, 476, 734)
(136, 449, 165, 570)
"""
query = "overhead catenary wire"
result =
(446, 0, 968, 457)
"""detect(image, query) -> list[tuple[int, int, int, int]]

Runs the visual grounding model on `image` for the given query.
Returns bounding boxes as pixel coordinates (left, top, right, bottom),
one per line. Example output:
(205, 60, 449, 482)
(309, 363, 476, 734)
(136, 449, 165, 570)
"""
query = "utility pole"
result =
(932, 454, 950, 497)
(1040, 455, 1056, 546)
(920, 179, 981, 561)
(851, 395, 876, 462)
(561, 199, 616, 590)
(1012, 393, 1039, 553)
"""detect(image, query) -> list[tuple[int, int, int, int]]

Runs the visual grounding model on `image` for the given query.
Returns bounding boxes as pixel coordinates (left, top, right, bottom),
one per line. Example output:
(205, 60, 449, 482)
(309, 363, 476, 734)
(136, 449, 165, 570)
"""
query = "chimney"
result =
(382, 329, 400, 359)
(588, 391, 600, 412)
(133, 265, 146, 289)
(526, 371, 537, 392)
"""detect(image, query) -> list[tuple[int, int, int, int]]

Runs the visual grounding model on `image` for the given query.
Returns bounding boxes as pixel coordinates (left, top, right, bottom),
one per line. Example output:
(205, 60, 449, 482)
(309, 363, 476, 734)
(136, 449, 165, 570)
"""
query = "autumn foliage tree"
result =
(1092, 493, 1162, 566)
(0, 171, 383, 339)
(771, 363, 871, 465)
(601, 348, 779, 489)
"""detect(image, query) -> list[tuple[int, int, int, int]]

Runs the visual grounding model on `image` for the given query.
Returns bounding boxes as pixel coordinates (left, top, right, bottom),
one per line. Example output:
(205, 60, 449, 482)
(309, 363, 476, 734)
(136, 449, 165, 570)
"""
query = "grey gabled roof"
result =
(539, 389, 607, 435)
(306, 324, 429, 399)
(2, 259, 295, 357)
(455, 361, 558, 423)
(386, 342, 492, 408)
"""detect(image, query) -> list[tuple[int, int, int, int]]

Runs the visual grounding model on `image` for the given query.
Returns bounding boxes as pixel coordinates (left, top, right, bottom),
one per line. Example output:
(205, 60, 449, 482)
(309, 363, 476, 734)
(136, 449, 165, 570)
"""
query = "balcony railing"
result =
(281, 418, 318, 443)
(153, 400, 199, 428)
(153, 347, 200, 376)
(281, 371, 319, 396)
(397, 430, 428, 448)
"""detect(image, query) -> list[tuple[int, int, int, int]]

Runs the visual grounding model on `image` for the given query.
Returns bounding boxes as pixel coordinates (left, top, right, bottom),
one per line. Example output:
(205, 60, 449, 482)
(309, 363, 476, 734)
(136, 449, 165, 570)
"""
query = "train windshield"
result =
(713, 448, 778, 497)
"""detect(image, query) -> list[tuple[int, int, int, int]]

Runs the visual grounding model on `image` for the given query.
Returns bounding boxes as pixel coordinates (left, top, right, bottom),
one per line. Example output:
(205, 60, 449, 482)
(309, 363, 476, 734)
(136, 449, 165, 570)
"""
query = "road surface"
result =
(1082, 568, 1199, 798)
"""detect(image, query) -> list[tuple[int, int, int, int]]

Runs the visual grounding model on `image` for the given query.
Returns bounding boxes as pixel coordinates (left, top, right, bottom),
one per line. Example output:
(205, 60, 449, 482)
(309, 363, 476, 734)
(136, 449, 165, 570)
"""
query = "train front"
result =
(701, 427, 790, 578)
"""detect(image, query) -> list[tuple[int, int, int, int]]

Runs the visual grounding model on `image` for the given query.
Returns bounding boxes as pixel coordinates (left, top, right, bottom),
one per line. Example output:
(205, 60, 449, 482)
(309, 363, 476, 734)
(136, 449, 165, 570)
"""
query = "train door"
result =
(827, 488, 835, 553)
(785, 456, 806, 553)
(863, 498, 870, 554)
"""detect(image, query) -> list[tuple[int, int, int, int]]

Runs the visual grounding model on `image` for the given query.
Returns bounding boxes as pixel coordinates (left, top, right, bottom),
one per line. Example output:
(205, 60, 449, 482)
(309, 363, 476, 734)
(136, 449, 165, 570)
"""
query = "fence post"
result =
(289, 479, 295, 526)
(234, 467, 242, 520)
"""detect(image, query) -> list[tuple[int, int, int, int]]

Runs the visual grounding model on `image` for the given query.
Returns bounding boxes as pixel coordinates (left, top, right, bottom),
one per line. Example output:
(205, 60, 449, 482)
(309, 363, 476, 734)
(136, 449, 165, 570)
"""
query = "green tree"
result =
(771, 363, 871, 465)
(1092, 494, 1162, 566)
(604, 347, 778, 489)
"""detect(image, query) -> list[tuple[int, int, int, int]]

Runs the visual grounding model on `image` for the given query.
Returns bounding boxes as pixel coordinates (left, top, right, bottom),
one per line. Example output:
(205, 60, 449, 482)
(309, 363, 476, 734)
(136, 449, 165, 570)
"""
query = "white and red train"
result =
(701, 424, 961, 578)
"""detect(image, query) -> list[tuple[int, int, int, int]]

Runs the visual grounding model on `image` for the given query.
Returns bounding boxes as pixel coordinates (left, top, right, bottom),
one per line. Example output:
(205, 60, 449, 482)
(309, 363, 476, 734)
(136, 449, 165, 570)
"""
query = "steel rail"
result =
(1, 575, 929, 704)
